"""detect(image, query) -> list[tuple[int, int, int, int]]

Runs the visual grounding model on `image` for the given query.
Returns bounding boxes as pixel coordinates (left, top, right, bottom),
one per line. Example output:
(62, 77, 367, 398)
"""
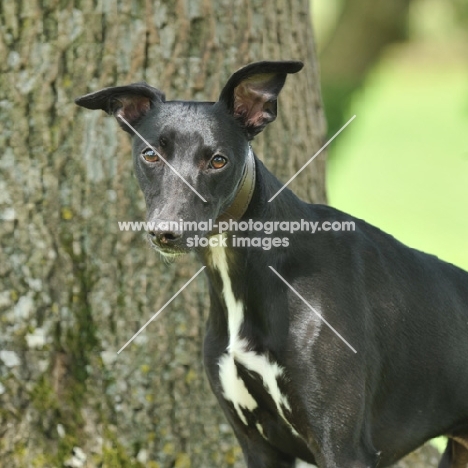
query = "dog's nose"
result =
(152, 230, 183, 244)
(148, 230, 183, 246)
(148, 220, 184, 245)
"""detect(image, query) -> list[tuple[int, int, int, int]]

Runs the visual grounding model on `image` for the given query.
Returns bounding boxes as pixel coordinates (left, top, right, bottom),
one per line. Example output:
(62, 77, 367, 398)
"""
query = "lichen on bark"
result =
(0, 1, 325, 466)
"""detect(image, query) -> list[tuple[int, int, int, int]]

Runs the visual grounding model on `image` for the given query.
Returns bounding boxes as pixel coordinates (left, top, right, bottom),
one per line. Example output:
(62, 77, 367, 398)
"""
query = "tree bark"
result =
(394, 443, 442, 468)
(0, 1, 325, 467)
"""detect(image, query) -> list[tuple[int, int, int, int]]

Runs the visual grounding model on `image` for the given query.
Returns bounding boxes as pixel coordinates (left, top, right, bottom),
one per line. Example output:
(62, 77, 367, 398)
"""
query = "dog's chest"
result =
(209, 241, 296, 437)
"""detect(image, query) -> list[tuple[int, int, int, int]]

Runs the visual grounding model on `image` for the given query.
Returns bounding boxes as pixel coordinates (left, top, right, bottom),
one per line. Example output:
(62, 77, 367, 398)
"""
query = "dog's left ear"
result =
(75, 82, 165, 133)
(218, 61, 303, 139)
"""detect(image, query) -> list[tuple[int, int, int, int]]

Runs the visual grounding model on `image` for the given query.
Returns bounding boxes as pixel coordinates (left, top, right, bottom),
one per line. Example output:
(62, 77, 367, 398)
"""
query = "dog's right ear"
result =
(75, 83, 165, 133)
(217, 61, 303, 139)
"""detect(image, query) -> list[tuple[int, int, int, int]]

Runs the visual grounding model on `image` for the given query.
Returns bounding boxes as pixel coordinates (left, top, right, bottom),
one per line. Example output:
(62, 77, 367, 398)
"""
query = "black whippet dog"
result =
(76, 61, 468, 468)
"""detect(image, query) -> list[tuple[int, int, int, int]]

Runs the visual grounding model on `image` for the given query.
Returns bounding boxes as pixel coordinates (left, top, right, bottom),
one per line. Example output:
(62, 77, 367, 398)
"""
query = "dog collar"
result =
(215, 146, 256, 224)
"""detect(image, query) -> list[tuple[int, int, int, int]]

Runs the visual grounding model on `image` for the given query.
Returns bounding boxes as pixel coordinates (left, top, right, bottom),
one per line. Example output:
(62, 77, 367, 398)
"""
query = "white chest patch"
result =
(210, 236, 296, 435)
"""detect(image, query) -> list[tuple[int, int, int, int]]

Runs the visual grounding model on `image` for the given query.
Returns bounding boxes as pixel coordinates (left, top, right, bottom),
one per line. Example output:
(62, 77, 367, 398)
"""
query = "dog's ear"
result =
(218, 61, 303, 139)
(74, 82, 165, 133)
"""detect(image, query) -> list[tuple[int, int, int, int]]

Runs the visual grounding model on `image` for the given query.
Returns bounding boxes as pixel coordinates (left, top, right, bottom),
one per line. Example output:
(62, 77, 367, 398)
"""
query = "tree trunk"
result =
(0, 1, 325, 467)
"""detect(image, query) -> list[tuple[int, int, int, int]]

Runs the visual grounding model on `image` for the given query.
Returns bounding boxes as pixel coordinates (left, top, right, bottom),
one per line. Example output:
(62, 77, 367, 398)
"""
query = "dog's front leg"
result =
(234, 427, 297, 468)
(210, 390, 297, 468)
(308, 426, 380, 468)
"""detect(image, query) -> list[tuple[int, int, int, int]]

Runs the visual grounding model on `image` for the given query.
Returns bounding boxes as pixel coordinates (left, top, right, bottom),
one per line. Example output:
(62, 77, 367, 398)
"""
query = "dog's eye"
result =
(210, 155, 228, 170)
(142, 148, 159, 162)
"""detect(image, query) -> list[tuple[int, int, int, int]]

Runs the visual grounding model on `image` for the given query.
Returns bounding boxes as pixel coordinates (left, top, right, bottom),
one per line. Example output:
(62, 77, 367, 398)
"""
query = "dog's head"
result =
(75, 61, 303, 257)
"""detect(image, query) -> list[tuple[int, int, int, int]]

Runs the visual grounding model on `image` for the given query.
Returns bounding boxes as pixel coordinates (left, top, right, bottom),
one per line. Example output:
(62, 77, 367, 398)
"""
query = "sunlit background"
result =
(311, 0, 468, 275)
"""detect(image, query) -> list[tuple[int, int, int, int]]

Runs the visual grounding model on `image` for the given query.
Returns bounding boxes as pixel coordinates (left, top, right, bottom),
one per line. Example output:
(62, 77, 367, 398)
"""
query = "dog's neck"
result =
(202, 156, 309, 272)
(200, 156, 314, 346)
(215, 147, 256, 225)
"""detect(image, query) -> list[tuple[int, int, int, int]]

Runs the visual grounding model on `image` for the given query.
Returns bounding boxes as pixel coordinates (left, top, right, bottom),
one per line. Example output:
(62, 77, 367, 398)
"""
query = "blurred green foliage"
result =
(312, 0, 468, 271)
(327, 63, 468, 270)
